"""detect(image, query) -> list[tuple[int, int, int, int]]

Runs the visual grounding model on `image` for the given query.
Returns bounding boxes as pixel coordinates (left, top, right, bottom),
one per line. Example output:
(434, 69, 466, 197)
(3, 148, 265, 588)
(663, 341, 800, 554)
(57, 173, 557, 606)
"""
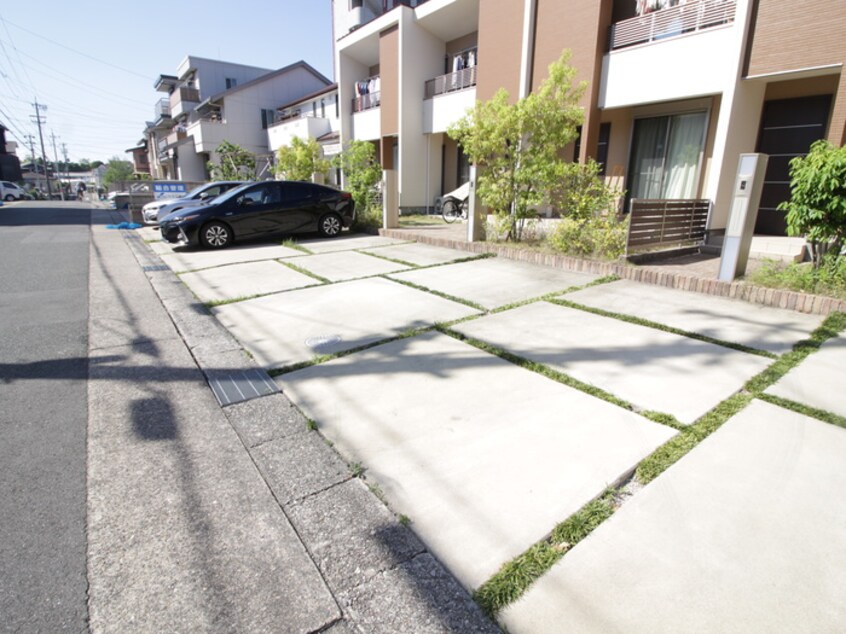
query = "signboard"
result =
(152, 182, 188, 200)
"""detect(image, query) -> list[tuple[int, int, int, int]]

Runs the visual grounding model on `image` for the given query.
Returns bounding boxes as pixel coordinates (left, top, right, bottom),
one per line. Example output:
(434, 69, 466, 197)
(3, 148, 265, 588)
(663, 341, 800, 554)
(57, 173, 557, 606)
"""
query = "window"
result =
(628, 112, 707, 201)
(457, 146, 470, 185)
(283, 182, 315, 200)
(351, 0, 363, 8)
(225, 77, 237, 89)
(572, 122, 610, 175)
(261, 109, 275, 129)
(320, 99, 326, 119)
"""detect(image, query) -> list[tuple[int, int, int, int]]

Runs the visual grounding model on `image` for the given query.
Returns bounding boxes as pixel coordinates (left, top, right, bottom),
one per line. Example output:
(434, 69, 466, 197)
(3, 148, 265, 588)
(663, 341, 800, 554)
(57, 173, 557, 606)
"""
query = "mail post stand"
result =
(718, 153, 769, 282)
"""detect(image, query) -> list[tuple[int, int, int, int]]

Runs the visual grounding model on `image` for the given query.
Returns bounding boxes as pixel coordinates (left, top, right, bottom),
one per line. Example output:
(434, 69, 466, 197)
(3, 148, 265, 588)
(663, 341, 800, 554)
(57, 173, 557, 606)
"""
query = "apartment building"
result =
(267, 83, 342, 184)
(146, 56, 331, 181)
(332, 0, 846, 235)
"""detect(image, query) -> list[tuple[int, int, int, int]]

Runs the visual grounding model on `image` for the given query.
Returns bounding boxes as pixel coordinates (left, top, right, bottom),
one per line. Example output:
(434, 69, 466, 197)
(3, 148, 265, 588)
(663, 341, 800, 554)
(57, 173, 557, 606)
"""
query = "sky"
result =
(0, 2, 335, 164)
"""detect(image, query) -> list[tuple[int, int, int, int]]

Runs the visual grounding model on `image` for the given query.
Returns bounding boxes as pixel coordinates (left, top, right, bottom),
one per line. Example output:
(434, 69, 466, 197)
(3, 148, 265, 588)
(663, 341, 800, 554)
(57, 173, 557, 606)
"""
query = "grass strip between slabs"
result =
(472, 311, 846, 618)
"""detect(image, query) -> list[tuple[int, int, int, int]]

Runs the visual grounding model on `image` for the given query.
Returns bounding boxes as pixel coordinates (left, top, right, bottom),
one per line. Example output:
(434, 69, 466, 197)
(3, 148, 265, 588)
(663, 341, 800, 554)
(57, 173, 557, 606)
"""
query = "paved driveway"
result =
(144, 231, 845, 632)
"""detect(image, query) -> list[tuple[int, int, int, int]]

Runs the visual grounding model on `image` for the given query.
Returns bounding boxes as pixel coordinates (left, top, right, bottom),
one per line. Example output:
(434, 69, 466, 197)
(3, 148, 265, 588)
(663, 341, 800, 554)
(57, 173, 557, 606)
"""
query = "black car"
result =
(159, 180, 355, 249)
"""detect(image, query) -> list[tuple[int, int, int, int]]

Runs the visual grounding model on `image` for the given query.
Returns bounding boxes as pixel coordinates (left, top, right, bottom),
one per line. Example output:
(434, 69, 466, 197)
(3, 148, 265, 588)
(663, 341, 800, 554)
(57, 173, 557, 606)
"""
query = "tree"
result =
(208, 140, 256, 180)
(778, 139, 846, 267)
(332, 140, 383, 227)
(275, 137, 329, 181)
(102, 157, 134, 187)
(448, 50, 586, 241)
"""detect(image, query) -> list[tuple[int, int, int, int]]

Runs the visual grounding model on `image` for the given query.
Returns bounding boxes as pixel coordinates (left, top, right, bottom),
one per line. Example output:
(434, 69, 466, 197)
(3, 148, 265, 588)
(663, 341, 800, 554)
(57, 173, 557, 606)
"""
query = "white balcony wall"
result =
(267, 117, 333, 152)
(176, 140, 206, 182)
(599, 25, 736, 109)
(423, 87, 476, 134)
(351, 109, 381, 141)
(171, 93, 199, 119)
(187, 120, 228, 155)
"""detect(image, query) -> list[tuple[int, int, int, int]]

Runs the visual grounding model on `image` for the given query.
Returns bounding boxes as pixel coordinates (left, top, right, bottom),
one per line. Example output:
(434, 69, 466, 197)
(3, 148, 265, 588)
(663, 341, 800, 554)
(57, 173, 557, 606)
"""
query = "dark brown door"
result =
(755, 95, 832, 235)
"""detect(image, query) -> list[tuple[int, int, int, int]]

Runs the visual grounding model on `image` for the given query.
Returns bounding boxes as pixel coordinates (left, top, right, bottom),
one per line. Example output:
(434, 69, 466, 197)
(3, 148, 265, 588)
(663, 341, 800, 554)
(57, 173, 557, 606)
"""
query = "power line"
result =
(0, 15, 150, 80)
(0, 13, 39, 96)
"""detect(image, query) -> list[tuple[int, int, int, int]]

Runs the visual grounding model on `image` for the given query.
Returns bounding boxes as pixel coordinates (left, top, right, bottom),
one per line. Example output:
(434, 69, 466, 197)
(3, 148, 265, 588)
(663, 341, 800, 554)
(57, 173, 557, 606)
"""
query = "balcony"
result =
(268, 115, 333, 152)
(352, 75, 381, 113)
(609, 0, 735, 50)
(424, 65, 477, 100)
(154, 98, 171, 122)
(187, 116, 226, 154)
(170, 86, 201, 118)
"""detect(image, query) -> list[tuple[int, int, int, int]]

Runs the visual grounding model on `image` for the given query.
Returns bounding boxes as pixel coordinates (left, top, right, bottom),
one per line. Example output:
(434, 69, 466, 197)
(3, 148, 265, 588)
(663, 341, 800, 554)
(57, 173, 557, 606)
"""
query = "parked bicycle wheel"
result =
(442, 199, 461, 223)
(460, 199, 469, 219)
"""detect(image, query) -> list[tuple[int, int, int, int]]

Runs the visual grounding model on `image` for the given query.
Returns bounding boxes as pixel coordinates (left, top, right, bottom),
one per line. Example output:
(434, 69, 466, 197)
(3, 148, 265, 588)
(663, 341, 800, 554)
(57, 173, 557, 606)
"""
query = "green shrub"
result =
(749, 255, 846, 299)
(354, 202, 382, 230)
(548, 214, 628, 260)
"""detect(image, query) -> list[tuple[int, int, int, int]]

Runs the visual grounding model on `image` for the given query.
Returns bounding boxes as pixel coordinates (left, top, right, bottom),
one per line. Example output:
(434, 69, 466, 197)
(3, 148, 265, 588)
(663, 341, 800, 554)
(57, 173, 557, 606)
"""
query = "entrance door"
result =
(755, 95, 832, 235)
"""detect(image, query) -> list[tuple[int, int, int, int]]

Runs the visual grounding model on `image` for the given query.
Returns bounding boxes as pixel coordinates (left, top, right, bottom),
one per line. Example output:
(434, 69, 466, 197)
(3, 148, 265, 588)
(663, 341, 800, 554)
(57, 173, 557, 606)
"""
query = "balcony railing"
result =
(154, 98, 171, 120)
(609, 0, 736, 51)
(352, 92, 381, 113)
(177, 86, 200, 103)
(425, 66, 478, 100)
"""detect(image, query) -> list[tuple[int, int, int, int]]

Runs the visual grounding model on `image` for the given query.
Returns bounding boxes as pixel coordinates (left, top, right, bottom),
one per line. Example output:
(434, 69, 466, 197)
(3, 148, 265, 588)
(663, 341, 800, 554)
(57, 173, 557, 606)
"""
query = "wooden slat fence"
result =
(626, 198, 711, 256)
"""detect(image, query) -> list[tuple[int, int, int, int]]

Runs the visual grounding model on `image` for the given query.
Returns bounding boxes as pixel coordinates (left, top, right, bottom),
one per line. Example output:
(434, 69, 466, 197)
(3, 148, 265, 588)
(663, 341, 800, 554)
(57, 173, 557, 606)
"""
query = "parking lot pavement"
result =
(179, 260, 318, 304)
(360, 242, 481, 266)
(500, 400, 846, 633)
(287, 250, 412, 282)
(389, 257, 600, 310)
(298, 233, 411, 253)
(565, 279, 823, 354)
(135, 230, 846, 631)
(278, 331, 676, 589)
(766, 332, 846, 418)
(454, 301, 772, 425)
(158, 243, 306, 273)
(212, 277, 480, 369)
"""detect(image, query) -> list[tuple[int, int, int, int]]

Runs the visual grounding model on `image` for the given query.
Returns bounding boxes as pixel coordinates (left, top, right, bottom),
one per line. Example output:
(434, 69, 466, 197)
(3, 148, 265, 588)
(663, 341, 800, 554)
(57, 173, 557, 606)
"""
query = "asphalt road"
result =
(0, 203, 90, 632)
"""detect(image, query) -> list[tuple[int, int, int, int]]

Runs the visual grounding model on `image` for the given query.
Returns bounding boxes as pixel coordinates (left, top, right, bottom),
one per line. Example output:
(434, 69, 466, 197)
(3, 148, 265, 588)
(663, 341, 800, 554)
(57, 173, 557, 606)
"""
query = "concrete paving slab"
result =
(766, 333, 846, 418)
(291, 250, 412, 282)
(454, 302, 771, 424)
(278, 331, 677, 589)
(159, 243, 305, 273)
(298, 233, 410, 254)
(212, 277, 479, 369)
(223, 393, 312, 448)
(389, 257, 599, 309)
(136, 226, 160, 242)
(500, 400, 846, 633)
(360, 242, 476, 266)
(146, 239, 177, 257)
(565, 279, 822, 354)
(179, 260, 318, 304)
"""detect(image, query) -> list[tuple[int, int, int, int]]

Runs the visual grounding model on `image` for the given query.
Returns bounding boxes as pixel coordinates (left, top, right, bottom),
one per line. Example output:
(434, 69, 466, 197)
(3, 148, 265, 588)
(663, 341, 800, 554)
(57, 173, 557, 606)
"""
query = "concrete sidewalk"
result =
(87, 211, 496, 632)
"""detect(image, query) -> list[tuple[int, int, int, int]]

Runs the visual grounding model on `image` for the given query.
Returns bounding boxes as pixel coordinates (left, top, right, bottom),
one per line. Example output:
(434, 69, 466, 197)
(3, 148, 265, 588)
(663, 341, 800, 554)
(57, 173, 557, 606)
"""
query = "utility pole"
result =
(31, 100, 52, 198)
(25, 134, 37, 174)
(50, 131, 64, 200)
(61, 143, 69, 182)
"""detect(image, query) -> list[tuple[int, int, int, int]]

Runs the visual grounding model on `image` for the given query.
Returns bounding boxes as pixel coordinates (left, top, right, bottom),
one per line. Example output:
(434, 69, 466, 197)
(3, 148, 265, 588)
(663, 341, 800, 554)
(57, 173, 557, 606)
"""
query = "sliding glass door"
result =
(628, 111, 707, 202)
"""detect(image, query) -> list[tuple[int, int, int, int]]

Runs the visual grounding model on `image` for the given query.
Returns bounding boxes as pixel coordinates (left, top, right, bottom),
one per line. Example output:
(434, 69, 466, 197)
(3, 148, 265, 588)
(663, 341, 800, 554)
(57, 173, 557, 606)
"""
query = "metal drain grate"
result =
(142, 264, 171, 272)
(207, 368, 278, 406)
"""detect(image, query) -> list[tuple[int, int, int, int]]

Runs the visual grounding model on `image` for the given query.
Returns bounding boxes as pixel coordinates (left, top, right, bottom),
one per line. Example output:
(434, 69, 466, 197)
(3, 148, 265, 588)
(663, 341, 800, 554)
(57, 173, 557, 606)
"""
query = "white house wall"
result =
(352, 109, 381, 141)
(267, 117, 334, 152)
(399, 9, 446, 210)
(599, 26, 737, 109)
(179, 56, 272, 98)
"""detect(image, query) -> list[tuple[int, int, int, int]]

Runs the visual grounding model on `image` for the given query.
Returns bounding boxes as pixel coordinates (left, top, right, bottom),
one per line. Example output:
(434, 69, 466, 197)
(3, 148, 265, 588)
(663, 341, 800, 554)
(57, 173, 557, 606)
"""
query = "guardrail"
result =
(626, 198, 711, 256)
(352, 91, 381, 113)
(609, 0, 736, 50)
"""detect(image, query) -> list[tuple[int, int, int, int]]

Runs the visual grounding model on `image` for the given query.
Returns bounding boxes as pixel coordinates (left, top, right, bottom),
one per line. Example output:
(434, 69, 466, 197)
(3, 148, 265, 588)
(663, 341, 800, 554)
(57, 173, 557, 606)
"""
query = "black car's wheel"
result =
(4, 194, 14, 201)
(199, 221, 232, 249)
(318, 213, 342, 238)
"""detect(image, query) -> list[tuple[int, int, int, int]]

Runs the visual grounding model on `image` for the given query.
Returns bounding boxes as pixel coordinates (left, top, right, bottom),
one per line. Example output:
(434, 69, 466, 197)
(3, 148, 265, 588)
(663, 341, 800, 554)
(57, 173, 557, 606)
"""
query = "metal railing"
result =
(424, 66, 478, 100)
(352, 91, 381, 113)
(609, 0, 736, 50)
(626, 198, 711, 255)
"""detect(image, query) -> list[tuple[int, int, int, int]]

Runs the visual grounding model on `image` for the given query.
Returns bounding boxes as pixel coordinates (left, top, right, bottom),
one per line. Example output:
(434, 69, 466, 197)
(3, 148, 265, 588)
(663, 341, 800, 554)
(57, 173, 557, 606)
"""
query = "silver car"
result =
(142, 181, 246, 224)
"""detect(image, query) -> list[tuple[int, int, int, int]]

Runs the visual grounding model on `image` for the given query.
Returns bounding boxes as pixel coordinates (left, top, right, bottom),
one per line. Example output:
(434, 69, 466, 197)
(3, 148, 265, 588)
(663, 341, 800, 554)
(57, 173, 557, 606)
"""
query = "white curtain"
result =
(662, 112, 706, 198)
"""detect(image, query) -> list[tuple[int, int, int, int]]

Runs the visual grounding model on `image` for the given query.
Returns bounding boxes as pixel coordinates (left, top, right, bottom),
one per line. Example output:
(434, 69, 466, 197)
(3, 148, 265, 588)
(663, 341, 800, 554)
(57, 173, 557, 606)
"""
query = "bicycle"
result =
(441, 197, 469, 223)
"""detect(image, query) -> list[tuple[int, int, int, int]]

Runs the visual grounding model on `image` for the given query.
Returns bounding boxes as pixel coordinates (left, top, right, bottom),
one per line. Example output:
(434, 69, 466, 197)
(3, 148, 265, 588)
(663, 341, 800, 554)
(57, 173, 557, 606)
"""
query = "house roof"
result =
(275, 83, 338, 112)
(196, 60, 333, 112)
